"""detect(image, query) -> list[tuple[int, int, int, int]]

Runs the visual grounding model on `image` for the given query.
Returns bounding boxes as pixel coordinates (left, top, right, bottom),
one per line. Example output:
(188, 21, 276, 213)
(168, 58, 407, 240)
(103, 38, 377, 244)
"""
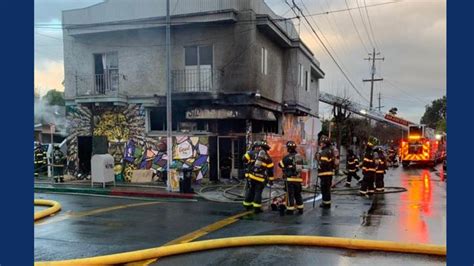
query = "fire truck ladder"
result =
(319, 92, 413, 131)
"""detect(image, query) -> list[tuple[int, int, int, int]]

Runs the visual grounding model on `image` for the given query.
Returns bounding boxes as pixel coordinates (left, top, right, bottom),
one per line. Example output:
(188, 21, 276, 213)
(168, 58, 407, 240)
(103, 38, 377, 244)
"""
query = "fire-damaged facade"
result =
(63, 0, 324, 182)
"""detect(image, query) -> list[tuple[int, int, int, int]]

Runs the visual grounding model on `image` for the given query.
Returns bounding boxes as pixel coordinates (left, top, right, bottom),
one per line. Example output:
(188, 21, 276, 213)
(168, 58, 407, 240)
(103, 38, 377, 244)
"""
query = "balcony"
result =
(74, 73, 127, 104)
(172, 68, 222, 93)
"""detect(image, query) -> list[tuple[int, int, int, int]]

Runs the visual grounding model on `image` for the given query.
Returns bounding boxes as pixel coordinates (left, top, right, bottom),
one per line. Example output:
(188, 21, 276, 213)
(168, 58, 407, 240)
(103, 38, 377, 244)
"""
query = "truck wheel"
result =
(402, 161, 410, 168)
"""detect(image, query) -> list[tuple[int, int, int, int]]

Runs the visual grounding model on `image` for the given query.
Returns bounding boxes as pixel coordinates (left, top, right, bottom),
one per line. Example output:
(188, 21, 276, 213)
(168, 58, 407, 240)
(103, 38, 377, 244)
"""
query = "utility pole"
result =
(377, 92, 384, 112)
(363, 48, 384, 111)
(166, 0, 173, 192)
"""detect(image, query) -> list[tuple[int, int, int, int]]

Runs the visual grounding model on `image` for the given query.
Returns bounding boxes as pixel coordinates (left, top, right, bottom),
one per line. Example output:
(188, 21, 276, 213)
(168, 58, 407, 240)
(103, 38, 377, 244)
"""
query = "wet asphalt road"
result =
(35, 164, 446, 265)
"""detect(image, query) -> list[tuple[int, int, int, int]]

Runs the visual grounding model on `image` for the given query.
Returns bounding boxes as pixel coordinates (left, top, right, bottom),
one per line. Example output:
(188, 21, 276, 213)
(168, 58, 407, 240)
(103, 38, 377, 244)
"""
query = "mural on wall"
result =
(264, 114, 317, 180)
(66, 104, 209, 182)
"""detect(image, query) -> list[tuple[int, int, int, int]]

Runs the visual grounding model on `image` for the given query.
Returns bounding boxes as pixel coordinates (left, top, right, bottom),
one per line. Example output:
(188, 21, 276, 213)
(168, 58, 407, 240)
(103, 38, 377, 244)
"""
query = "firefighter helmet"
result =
(254, 140, 270, 151)
(347, 149, 354, 156)
(261, 140, 271, 150)
(367, 136, 379, 147)
(320, 135, 331, 146)
(286, 141, 297, 148)
(286, 141, 297, 152)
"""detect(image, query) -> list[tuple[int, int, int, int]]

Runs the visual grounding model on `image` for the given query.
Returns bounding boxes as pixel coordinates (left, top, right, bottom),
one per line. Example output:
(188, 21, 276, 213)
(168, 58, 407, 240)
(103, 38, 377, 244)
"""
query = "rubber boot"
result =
(254, 207, 263, 214)
(319, 203, 331, 209)
(285, 209, 294, 215)
(279, 205, 286, 216)
(297, 209, 304, 215)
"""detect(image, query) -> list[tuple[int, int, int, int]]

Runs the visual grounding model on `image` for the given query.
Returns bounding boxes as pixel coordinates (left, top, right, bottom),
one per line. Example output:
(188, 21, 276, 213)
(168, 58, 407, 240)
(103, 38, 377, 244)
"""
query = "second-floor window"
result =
(94, 52, 118, 94)
(261, 47, 268, 75)
(184, 45, 213, 92)
(298, 64, 304, 87)
(305, 71, 310, 92)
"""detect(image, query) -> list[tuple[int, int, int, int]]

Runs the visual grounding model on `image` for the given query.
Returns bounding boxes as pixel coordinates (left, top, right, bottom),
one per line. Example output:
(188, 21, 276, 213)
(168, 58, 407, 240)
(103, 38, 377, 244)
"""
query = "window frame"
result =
(261, 47, 268, 75)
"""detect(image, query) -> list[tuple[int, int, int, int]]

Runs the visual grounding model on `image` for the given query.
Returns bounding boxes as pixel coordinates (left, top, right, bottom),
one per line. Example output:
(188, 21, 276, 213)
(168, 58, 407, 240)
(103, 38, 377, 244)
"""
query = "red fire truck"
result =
(400, 124, 446, 168)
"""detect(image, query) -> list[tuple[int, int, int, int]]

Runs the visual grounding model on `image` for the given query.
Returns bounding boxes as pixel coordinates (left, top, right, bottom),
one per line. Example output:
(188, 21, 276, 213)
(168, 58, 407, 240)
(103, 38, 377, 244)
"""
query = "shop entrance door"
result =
(217, 136, 245, 179)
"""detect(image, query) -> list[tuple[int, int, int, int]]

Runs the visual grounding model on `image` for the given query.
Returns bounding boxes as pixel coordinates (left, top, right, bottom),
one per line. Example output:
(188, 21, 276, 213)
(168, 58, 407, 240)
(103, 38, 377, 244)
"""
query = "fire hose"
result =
(35, 235, 445, 265)
(34, 199, 61, 221)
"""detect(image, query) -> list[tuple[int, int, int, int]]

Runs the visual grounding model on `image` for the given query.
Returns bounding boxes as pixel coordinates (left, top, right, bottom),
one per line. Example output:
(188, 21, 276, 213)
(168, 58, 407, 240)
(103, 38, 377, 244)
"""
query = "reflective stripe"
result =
(287, 177, 303, 182)
(269, 176, 275, 181)
(363, 158, 373, 162)
(368, 190, 375, 193)
(376, 188, 385, 191)
(320, 157, 332, 162)
(245, 173, 249, 177)
(279, 161, 285, 168)
(296, 204, 304, 209)
(286, 206, 295, 210)
(248, 173, 265, 182)
(242, 201, 252, 206)
(322, 201, 331, 204)
(349, 169, 357, 172)
(348, 162, 356, 165)
(252, 202, 262, 208)
(376, 170, 385, 173)
(261, 162, 274, 168)
(345, 181, 351, 185)
(244, 153, 251, 161)
(318, 171, 334, 176)
(359, 190, 367, 194)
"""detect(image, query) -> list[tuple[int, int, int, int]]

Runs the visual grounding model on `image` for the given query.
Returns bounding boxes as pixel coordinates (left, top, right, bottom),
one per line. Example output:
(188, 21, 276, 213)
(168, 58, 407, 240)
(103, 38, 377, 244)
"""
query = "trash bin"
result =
(179, 168, 194, 193)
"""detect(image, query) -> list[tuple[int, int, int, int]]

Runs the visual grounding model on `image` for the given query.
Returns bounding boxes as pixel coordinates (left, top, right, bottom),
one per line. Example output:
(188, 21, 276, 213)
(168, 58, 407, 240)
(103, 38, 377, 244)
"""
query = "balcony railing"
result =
(75, 73, 120, 97)
(172, 68, 221, 93)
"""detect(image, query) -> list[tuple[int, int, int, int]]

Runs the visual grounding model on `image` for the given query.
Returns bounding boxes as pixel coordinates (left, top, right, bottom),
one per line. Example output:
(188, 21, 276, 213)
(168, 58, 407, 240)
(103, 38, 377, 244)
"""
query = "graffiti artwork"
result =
(66, 104, 209, 182)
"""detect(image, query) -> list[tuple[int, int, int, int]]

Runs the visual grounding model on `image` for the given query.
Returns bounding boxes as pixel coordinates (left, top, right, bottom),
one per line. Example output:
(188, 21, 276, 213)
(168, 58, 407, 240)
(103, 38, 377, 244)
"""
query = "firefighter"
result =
(279, 141, 305, 215)
(359, 137, 378, 196)
(387, 144, 398, 167)
(243, 140, 274, 213)
(52, 145, 66, 183)
(345, 149, 361, 187)
(317, 135, 335, 209)
(242, 141, 257, 179)
(34, 142, 47, 177)
(374, 148, 387, 192)
(242, 141, 257, 206)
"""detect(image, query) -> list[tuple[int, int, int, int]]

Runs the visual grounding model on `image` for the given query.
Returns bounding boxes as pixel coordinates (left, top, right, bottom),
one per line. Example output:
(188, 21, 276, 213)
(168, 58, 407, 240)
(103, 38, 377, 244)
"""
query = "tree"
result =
(34, 87, 40, 100)
(42, 89, 65, 106)
(420, 96, 446, 130)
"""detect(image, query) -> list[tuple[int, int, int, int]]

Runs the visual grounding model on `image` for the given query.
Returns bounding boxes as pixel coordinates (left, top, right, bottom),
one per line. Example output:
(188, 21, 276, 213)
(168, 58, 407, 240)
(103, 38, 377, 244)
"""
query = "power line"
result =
(299, 0, 365, 96)
(355, 0, 375, 49)
(383, 79, 430, 105)
(344, 0, 369, 54)
(294, 0, 369, 103)
(306, 0, 402, 17)
(363, 0, 381, 51)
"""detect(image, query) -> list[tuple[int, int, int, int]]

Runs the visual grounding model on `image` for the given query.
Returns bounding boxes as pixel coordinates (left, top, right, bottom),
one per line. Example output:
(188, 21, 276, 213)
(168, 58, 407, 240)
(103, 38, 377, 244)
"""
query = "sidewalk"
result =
(34, 173, 347, 201)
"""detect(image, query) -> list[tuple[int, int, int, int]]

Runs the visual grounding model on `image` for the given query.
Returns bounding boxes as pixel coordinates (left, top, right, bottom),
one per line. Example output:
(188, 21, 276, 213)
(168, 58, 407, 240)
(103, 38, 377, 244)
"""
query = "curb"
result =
(34, 186, 198, 200)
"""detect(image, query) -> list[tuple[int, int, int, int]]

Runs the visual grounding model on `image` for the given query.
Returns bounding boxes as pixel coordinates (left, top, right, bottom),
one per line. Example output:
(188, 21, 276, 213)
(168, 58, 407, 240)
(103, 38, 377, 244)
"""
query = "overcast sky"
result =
(34, 0, 446, 123)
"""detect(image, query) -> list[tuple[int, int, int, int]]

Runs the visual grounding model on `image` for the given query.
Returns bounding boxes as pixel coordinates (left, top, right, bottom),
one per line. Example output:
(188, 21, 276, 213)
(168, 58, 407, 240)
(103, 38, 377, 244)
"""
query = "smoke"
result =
(34, 98, 67, 135)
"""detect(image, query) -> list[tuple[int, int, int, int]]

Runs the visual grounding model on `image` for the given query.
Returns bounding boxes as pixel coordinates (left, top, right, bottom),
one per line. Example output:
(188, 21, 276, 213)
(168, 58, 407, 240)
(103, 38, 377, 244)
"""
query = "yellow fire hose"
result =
(34, 199, 61, 221)
(35, 235, 445, 265)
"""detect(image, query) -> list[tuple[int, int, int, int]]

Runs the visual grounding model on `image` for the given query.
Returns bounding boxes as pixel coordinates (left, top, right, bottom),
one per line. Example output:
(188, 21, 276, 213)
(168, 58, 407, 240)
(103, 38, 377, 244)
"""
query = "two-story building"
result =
(63, 0, 324, 182)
